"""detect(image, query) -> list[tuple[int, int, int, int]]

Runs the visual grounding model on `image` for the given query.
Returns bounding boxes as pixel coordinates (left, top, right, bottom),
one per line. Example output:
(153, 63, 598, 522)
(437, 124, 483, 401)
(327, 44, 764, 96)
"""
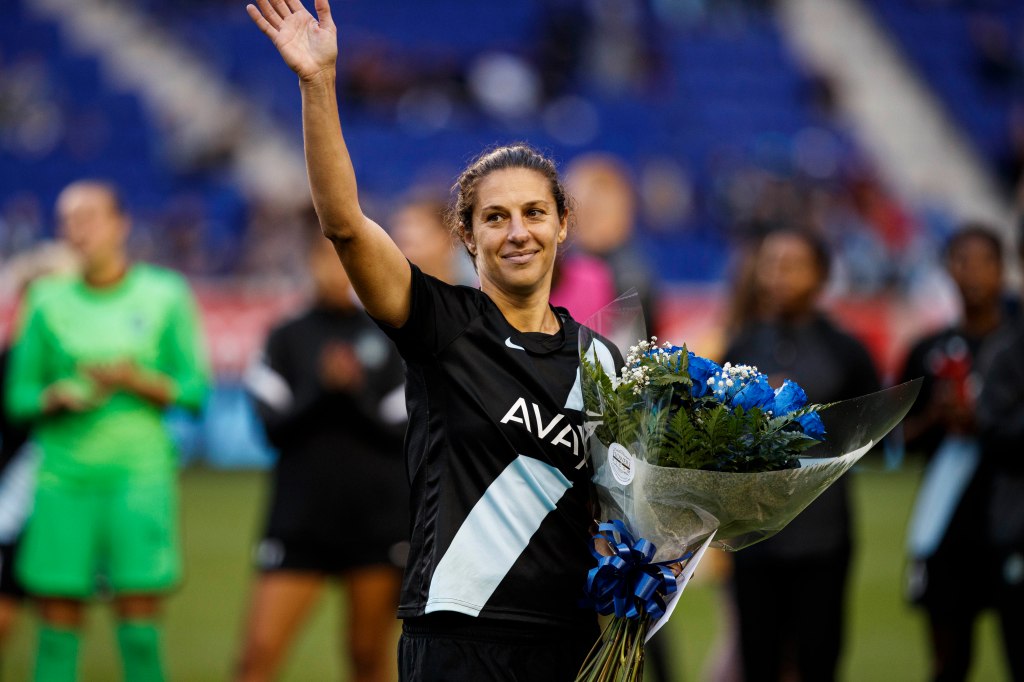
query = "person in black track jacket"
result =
(236, 232, 408, 682)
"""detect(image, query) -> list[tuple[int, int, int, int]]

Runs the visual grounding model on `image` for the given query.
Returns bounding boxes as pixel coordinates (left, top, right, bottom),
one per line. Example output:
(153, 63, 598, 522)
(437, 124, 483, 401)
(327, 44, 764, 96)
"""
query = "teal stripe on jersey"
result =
(425, 455, 572, 616)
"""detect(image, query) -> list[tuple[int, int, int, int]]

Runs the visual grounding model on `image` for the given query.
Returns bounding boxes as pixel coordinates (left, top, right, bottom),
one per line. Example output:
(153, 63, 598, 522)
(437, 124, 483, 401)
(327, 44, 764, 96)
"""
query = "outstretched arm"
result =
(247, 0, 412, 327)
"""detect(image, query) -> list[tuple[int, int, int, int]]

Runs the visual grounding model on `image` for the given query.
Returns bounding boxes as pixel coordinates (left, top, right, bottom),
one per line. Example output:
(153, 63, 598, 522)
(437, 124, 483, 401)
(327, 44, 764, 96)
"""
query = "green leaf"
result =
(581, 345, 834, 474)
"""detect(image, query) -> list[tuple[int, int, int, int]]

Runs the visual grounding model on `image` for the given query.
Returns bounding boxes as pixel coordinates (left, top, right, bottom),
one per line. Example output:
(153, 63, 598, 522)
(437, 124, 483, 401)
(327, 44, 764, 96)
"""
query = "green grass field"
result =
(1, 461, 1010, 681)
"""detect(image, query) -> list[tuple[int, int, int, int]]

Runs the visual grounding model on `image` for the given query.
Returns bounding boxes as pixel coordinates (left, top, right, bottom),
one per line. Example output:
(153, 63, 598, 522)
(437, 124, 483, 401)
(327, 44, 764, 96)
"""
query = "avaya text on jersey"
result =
(500, 397, 592, 469)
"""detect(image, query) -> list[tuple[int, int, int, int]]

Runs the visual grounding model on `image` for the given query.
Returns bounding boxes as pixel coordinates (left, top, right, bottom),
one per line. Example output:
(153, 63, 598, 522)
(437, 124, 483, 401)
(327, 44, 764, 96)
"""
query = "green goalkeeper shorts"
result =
(16, 476, 181, 598)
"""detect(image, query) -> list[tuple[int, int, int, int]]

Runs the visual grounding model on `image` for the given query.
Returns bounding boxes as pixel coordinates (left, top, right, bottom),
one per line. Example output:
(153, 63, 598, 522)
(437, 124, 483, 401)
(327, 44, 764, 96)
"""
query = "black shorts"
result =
(0, 541, 25, 599)
(398, 612, 599, 682)
(254, 534, 409, 575)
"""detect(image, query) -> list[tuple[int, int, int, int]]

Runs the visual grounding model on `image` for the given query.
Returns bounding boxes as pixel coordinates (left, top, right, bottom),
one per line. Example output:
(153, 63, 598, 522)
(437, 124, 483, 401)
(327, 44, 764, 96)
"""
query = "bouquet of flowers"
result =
(575, 295, 920, 682)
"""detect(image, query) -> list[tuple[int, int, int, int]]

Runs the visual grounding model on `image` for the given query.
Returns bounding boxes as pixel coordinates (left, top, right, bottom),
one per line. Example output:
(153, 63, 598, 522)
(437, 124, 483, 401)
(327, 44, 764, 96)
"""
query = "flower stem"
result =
(575, 616, 650, 682)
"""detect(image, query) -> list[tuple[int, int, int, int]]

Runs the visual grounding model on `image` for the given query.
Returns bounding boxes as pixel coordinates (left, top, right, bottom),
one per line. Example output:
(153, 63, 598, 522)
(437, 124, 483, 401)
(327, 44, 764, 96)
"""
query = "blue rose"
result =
(796, 411, 826, 440)
(772, 380, 808, 416)
(730, 375, 775, 411)
(688, 352, 721, 399)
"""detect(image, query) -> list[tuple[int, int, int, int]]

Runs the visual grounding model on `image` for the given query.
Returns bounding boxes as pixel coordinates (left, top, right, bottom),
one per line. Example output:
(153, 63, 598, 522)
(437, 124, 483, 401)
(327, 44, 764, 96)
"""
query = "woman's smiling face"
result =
(465, 167, 567, 299)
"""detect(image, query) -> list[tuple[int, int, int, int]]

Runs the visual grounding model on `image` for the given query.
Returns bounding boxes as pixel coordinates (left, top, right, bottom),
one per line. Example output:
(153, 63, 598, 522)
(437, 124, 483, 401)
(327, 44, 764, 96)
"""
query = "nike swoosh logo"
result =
(505, 337, 526, 351)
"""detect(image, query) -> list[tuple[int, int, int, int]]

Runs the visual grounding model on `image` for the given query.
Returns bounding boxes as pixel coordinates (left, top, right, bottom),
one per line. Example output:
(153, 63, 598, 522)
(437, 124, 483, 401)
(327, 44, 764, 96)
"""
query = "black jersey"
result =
(977, 321, 1024, 550)
(726, 314, 880, 558)
(245, 305, 408, 556)
(377, 265, 617, 629)
(901, 324, 1015, 558)
(899, 326, 994, 456)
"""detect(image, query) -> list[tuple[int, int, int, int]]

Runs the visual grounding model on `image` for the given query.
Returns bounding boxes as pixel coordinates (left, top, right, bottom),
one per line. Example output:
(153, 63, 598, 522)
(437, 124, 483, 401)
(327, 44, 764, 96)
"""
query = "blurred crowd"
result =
(5, 0, 1018, 290)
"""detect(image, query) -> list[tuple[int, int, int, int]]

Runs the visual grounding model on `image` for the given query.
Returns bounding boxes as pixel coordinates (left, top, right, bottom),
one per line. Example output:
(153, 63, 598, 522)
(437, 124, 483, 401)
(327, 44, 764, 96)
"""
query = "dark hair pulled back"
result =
(447, 144, 569, 255)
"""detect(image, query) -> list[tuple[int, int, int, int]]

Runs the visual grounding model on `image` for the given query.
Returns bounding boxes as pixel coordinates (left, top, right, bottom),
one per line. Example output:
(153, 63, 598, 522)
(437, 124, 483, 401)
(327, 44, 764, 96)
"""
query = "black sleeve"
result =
(896, 336, 943, 455)
(246, 325, 304, 449)
(247, 319, 407, 450)
(898, 338, 931, 415)
(373, 263, 482, 361)
(977, 331, 1024, 470)
(0, 347, 29, 473)
(245, 322, 341, 449)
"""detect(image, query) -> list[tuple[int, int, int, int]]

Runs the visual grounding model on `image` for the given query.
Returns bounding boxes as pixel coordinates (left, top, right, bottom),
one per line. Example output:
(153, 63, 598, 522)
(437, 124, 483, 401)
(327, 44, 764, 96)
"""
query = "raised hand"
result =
(247, 0, 338, 83)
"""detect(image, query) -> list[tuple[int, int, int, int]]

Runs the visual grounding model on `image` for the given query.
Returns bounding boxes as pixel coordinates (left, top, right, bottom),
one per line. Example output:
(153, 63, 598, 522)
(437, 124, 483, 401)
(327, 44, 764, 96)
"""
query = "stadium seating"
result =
(0, 0, 246, 272)
(147, 1, 856, 282)
(865, 0, 1021, 177)
(4, 0, 972, 284)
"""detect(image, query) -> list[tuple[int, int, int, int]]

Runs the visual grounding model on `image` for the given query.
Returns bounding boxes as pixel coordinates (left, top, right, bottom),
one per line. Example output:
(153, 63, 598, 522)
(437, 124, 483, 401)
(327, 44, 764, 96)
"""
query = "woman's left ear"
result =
(458, 223, 474, 255)
(558, 212, 568, 244)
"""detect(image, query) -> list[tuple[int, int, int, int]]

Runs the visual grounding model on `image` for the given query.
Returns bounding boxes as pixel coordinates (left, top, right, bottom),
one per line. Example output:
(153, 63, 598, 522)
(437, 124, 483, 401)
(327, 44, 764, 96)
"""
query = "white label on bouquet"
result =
(607, 443, 635, 485)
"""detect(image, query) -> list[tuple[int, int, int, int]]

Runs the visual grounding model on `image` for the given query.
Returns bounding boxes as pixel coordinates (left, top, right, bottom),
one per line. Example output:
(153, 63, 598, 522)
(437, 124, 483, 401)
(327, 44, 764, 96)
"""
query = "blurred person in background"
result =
(565, 153, 660, 330)
(973, 221, 1024, 682)
(390, 196, 470, 285)
(899, 224, 1016, 682)
(0, 243, 80, 651)
(548, 246, 616, 324)
(236, 229, 408, 682)
(4, 180, 210, 682)
(724, 228, 880, 682)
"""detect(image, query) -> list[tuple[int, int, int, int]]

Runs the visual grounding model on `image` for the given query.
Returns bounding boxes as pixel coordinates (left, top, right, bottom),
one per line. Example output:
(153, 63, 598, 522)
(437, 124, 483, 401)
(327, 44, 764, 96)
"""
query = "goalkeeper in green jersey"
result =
(4, 180, 210, 682)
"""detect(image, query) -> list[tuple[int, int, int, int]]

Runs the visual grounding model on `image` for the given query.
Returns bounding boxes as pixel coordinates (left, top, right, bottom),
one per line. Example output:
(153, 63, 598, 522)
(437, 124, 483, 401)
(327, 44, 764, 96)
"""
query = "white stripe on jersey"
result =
(425, 454, 572, 617)
(564, 338, 617, 412)
(243, 360, 294, 412)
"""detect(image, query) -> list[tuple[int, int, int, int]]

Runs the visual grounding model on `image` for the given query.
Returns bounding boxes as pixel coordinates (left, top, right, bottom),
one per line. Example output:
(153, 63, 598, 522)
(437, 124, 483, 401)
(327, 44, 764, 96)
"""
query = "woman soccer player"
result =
(5, 180, 209, 681)
(247, 1, 618, 678)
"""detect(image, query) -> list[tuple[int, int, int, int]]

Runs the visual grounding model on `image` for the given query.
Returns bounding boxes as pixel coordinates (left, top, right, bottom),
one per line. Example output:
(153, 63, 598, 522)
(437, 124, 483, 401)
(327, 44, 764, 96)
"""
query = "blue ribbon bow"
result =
(585, 520, 689, 620)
